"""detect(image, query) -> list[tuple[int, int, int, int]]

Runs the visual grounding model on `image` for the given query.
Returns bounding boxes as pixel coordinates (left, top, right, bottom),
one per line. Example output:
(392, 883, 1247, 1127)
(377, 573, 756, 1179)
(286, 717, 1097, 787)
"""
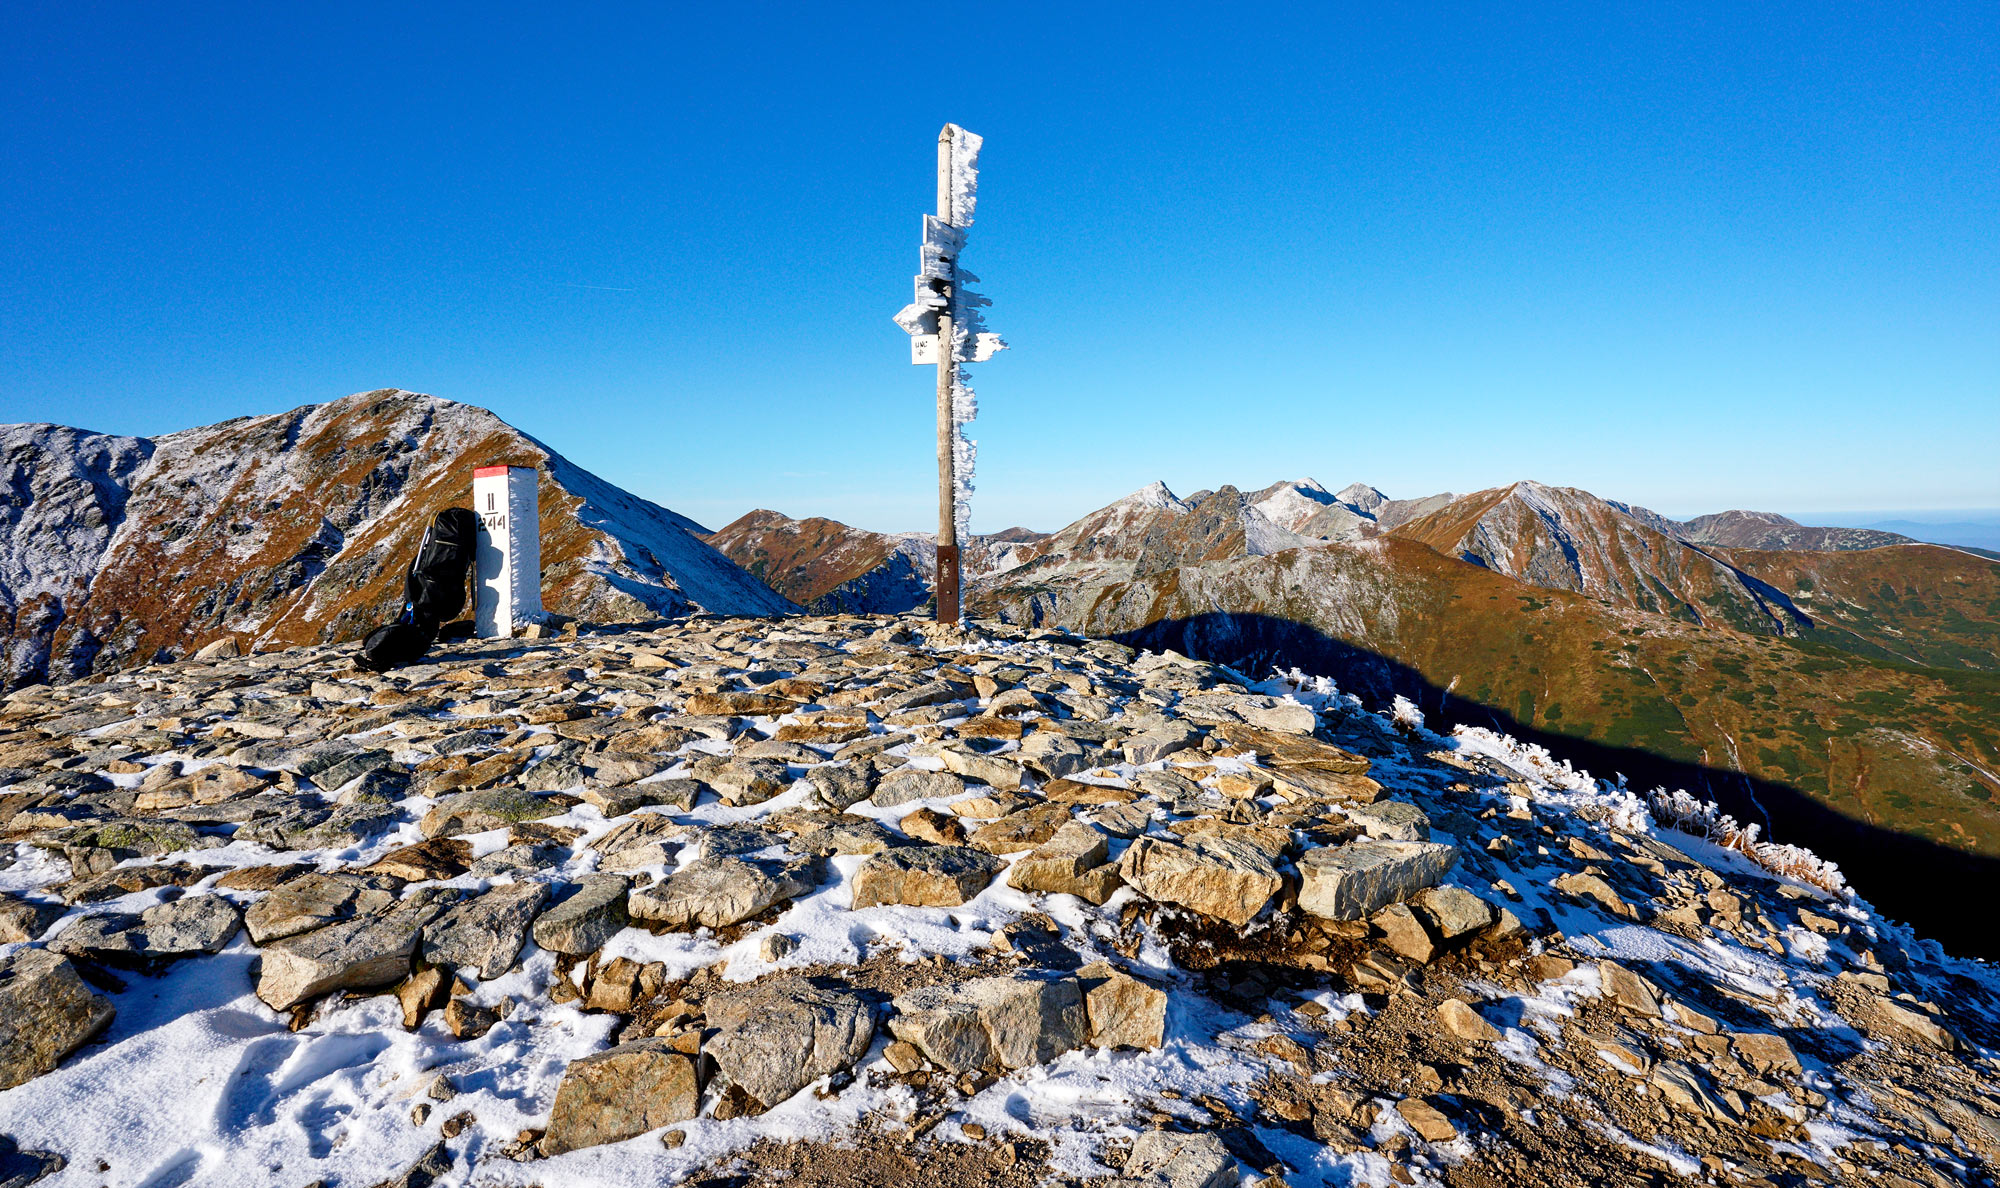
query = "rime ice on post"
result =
(894, 124, 1006, 623)
(472, 465, 544, 638)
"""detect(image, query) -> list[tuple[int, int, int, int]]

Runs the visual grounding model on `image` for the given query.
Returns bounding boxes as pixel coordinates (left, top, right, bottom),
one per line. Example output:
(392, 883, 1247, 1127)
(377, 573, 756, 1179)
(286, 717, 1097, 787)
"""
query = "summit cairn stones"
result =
(1296, 839, 1458, 921)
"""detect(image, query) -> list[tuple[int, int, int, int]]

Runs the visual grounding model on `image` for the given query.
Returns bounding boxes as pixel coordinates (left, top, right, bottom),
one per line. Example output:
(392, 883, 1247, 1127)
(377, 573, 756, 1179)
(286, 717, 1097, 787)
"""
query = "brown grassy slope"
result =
(1708, 543, 2000, 671)
(977, 537, 2000, 859)
(702, 510, 906, 607)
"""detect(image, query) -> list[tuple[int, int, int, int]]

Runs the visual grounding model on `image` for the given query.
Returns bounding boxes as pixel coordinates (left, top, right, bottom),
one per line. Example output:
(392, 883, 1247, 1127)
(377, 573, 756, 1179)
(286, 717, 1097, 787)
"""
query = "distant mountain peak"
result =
(1120, 481, 1190, 512)
(1335, 482, 1388, 513)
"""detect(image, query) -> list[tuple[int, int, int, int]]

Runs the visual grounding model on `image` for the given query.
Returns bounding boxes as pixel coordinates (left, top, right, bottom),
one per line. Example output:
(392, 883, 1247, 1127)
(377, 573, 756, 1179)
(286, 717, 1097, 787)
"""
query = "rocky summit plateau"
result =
(0, 613, 1996, 1188)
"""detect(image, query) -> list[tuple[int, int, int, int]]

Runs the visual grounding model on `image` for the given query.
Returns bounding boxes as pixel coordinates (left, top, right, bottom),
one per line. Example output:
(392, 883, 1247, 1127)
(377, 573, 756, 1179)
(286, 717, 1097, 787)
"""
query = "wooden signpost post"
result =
(896, 124, 1005, 623)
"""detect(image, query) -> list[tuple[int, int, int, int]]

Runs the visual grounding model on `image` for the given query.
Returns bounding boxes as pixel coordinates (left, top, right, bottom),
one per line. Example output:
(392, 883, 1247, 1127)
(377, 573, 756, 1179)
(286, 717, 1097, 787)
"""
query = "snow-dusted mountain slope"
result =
(0, 390, 793, 688)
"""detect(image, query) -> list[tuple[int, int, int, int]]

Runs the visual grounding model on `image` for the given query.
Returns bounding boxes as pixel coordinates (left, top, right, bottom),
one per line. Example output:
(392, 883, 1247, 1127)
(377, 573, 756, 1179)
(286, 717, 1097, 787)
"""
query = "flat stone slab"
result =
(870, 768, 965, 808)
(52, 894, 242, 965)
(419, 788, 561, 838)
(420, 881, 550, 981)
(254, 890, 456, 1010)
(851, 845, 1002, 908)
(531, 875, 630, 955)
(1296, 839, 1458, 921)
(244, 872, 401, 944)
(539, 1038, 699, 1155)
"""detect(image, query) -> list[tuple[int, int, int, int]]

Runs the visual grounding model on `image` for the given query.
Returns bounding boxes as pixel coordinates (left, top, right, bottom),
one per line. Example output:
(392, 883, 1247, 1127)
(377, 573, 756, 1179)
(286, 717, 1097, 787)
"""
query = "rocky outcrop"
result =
(0, 949, 114, 1090)
(0, 389, 793, 689)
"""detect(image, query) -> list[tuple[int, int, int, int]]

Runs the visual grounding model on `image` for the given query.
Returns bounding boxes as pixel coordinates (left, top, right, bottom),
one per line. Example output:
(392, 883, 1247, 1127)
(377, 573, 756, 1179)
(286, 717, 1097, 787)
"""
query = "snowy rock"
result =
(704, 977, 876, 1110)
(419, 881, 550, 981)
(580, 779, 699, 818)
(255, 891, 455, 1010)
(628, 854, 819, 928)
(539, 1039, 700, 1155)
(0, 949, 115, 1090)
(51, 894, 241, 964)
(419, 788, 560, 838)
(1117, 835, 1282, 926)
(1114, 1129, 1238, 1188)
(1006, 822, 1122, 905)
(1295, 839, 1458, 921)
(887, 974, 1087, 1072)
(531, 875, 631, 956)
(1077, 961, 1167, 1050)
(1397, 1096, 1460, 1141)
(851, 845, 1002, 908)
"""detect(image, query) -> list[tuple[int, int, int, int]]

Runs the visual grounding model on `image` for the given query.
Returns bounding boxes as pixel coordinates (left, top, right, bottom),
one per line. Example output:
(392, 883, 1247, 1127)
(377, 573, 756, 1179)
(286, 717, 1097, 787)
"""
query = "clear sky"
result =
(4, 3, 1995, 534)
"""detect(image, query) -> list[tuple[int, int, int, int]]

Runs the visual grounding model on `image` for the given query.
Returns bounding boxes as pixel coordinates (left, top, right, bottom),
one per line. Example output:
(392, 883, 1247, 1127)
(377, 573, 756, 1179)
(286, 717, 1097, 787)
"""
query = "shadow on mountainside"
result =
(1112, 611, 1999, 961)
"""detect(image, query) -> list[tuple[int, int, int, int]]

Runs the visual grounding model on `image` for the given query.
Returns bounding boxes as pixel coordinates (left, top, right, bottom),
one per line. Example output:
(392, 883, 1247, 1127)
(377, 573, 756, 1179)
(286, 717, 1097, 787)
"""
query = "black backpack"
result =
(357, 507, 478, 672)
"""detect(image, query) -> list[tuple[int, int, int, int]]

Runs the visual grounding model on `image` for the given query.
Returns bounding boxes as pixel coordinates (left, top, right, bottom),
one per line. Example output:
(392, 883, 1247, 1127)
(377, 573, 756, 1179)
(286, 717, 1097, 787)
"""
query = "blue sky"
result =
(3, 3, 1996, 534)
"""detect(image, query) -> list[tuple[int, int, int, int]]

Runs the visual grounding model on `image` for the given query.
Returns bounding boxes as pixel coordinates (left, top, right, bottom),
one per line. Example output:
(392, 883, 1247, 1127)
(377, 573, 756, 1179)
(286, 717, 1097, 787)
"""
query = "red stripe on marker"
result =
(473, 466, 511, 477)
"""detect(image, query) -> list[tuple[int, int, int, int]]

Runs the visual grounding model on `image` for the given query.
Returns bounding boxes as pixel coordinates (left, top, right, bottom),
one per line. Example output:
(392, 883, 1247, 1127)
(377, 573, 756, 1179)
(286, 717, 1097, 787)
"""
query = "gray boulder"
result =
(887, 974, 1086, 1072)
(244, 872, 400, 943)
(0, 894, 65, 944)
(870, 767, 966, 807)
(1117, 834, 1282, 926)
(627, 855, 818, 929)
(531, 875, 630, 955)
(1115, 1130, 1238, 1188)
(420, 882, 551, 980)
(52, 894, 242, 964)
(255, 890, 457, 1010)
(705, 977, 875, 1109)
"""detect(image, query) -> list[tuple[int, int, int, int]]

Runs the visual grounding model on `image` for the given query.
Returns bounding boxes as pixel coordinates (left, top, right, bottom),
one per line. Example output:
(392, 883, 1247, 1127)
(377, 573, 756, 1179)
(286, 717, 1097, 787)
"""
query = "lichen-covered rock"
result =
(418, 788, 560, 838)
(0, 949, 115, 1089)
(244, 872, 400, 944)
(1296, 839, 1458, 921)
(1114, 1129, 1237, 1188)
(539, 1038, 699, 1155)
(870, 767, 965, 808)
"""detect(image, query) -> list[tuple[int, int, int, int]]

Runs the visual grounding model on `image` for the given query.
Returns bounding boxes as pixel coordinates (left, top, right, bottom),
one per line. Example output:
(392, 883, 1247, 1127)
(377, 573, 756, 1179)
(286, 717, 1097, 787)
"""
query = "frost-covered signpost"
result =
(895, 124, 1005, 623)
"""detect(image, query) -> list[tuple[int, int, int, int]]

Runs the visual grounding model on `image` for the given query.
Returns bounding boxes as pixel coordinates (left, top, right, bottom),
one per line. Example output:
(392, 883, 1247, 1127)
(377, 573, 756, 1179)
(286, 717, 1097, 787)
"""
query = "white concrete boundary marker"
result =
(473, 465, 544, 638)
